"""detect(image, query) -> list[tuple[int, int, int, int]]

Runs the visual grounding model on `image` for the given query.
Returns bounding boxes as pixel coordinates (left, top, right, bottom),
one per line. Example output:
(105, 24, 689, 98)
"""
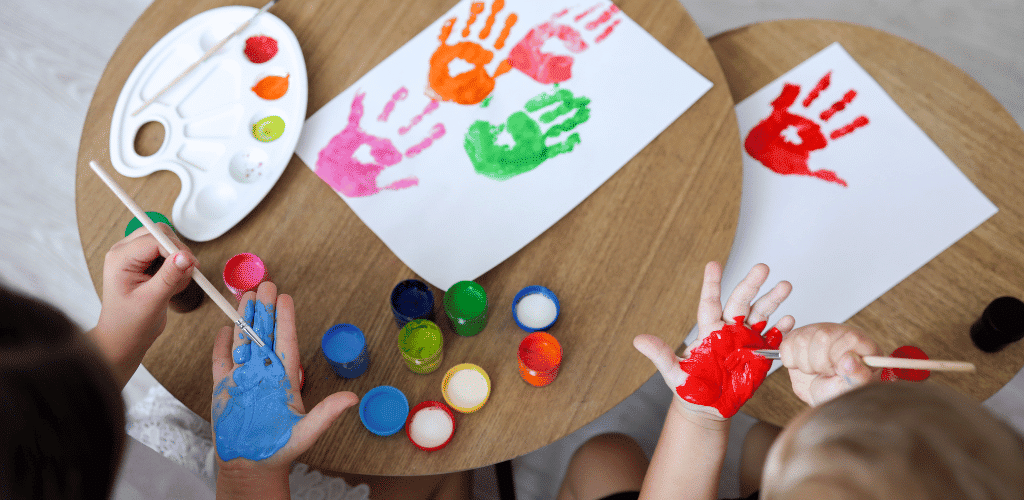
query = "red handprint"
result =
(677, 316, 782, 418)
(744, 72, 869, 187)
(428, 0, 518, 105)
(315, 88, 445, 197)
(507, 2, 622, 84)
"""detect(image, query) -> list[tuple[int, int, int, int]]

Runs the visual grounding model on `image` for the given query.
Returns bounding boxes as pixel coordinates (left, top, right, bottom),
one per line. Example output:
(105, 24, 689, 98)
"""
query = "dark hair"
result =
(0, 287, 125, 499)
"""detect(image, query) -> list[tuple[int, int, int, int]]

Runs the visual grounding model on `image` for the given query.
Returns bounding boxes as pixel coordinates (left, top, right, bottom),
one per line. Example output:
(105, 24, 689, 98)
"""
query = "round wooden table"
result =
(76, 0, 742, 475)
(710, 20, 1024, 427)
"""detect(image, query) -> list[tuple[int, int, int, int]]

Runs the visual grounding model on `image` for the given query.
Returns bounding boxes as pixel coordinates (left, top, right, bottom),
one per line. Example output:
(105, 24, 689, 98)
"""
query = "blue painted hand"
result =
(211, 282, 358, 470)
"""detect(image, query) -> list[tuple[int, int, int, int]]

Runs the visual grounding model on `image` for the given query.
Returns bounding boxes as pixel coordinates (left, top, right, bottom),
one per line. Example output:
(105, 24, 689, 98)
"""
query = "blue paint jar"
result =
(512, 285, 560, 333)
(390, 279, 435, 328)
(321, 324, 370, 378)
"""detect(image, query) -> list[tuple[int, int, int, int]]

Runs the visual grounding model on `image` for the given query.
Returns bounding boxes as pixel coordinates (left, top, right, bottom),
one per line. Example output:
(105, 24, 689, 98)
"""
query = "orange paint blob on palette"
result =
(252, 74, 289, 100)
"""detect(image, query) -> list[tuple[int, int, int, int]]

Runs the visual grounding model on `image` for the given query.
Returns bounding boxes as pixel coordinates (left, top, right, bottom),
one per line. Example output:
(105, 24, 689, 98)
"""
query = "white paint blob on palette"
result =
(110, 6, 307, 241)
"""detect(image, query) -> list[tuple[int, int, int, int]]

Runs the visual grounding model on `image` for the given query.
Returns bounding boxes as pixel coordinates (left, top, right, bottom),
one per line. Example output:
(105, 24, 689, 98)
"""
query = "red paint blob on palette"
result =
(244, 35, 278, 63)
(891, 345, 930, 381)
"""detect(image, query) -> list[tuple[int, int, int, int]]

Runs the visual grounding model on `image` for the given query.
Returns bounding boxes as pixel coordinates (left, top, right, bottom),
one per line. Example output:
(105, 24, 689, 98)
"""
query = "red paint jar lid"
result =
(891, 345, 930, 381)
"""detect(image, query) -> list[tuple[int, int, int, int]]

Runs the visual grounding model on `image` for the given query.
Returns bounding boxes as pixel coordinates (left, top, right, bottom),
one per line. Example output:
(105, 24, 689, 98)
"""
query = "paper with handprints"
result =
(682, 43, 997, 378)
(295, 0, 712, 290)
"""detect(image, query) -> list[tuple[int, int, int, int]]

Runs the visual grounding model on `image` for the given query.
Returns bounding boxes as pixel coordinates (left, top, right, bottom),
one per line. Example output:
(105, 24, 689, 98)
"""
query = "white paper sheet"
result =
(295, 0, 712, 290)
(684, 43, 998, 376)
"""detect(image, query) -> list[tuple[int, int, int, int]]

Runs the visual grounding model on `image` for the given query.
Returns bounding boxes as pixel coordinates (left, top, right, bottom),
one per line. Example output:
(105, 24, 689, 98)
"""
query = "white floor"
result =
(2, 0, 1022, 499)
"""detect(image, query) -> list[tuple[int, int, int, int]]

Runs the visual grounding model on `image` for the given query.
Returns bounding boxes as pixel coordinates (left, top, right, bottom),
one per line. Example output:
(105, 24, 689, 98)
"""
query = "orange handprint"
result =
(428, 0, 518, 105)
(744, 72, 870, 187)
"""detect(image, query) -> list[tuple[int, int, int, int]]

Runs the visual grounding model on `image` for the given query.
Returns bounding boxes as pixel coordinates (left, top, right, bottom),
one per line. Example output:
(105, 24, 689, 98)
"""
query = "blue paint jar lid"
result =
(359, 386, 409, 436)
(512, 285, 560, 333)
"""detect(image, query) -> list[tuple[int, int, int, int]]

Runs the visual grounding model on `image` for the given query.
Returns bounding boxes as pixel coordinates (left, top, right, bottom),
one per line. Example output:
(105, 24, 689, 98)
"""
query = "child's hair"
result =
(0, 286, 125, 499)
(762, 380, 1024, 500)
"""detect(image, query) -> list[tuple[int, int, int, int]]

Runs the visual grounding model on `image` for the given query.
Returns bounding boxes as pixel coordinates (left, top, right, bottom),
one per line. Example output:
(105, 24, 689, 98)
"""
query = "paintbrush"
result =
(131, 0, 279, 117)
(88, 160, 266, 348)
(752, 349, 976, 372)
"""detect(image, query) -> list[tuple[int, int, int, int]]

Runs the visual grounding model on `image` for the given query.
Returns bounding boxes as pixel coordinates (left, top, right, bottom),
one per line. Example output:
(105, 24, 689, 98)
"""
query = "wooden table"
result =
(76, 0, 742, 475)
(709, 20, 1024, 427)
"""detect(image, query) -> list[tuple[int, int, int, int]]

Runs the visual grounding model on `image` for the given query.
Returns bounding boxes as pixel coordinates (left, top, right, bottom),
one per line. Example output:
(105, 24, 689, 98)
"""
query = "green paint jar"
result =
(443, 280, 488, 337)
(398, 319, 444, 374)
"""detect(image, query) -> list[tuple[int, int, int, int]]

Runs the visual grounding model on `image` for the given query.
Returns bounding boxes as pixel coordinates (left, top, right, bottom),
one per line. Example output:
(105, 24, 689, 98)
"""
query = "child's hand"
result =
(778, 322, 882, 406)
(89, 223, 199, 386)
(634, 262, 795, 420)
(211, 282, 358, 496)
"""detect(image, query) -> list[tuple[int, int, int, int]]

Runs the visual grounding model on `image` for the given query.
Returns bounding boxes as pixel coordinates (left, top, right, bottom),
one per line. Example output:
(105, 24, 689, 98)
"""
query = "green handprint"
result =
(464, 86, 591, 180)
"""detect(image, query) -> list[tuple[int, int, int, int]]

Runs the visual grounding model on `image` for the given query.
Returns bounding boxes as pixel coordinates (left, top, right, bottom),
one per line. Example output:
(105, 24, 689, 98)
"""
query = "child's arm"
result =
(86, 224, 199, 388)
(634, 262, 795, 500)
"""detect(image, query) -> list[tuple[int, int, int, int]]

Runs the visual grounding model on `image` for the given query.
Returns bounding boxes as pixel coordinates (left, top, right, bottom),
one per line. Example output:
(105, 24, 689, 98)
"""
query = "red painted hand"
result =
(507, 2, 622, 84)
(744, 72, 869, 187)
(428, 0, 518, 105)
(634, 262, 795, 419)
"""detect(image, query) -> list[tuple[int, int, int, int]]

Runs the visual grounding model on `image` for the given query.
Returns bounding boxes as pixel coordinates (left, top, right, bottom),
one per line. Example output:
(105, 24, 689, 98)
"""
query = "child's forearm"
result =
(217, 464, 291, 499)
(640, 398, 730, 500)
(85, 325, 151, 390)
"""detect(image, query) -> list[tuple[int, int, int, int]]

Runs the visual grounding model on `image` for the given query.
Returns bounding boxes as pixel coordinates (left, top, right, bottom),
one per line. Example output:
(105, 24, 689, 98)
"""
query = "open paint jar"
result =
(405, 401, 456, 452)
(442, 363, 491, 413)
(223, 252, 270, 300)
(518, 331, 562, 387)
(512, 285, 560, 333)
(359, 386, 409, 437)
(390, 279, 435, 328)
(443, 281, 488, 337)
(398, 320, 444, 374)
(321, 323, 370, 379)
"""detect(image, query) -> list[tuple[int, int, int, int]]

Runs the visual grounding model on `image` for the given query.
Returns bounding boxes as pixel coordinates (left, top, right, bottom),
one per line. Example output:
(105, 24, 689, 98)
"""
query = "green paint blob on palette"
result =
(107, 5, 307, 242)
(252, 115, 285, 142)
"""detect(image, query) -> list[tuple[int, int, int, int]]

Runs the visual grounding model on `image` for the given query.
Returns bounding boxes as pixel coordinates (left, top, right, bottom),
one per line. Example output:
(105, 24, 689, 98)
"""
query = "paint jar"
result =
(443, 280, 488, 337)
(359, 385, 409, 437)
(223, 253, 270, 301)
(124, 212, 204, 313)
(390, 279, 435, 328)
(405, 401, 456, 452)
(321, 324, 370, 379)
(442, 363, 490, 413)
(512, 285, 560, 333)
(970, 296, 1024, 352)
(518, 331, 562, 387)
(398, 319, 444, 374)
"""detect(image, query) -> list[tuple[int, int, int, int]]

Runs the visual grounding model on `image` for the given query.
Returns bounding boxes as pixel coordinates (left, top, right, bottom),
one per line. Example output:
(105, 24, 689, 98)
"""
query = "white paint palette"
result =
(110, 6, 307, 241)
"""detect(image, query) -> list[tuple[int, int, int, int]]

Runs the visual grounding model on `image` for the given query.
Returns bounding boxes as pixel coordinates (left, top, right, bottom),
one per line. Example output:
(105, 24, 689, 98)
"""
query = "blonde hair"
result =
(762, 381, 1024, 500)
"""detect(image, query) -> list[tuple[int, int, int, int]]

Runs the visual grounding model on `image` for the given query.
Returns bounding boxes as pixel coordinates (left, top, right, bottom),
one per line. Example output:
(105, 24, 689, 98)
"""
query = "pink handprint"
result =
(508, 2, 622, 84)
(315, 88, 446, 197)
(744, 72, 870, 187)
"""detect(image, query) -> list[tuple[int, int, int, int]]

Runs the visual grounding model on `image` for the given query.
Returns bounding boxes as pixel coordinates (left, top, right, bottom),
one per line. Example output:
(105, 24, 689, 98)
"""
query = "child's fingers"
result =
(286, 391, 359, 459)
(747, 280, 792, 327)
(764, 315, 795, 349)
(633, 334, 687, 388)
(274, 294, 302, 393)
(212, 325, 235, 387)
(696, 261, 724, 337)
(722, 263, 770, 322)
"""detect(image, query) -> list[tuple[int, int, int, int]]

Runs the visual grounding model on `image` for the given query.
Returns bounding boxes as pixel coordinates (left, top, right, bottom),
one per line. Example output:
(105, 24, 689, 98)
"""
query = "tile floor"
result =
(2, 0, 1022, 498)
